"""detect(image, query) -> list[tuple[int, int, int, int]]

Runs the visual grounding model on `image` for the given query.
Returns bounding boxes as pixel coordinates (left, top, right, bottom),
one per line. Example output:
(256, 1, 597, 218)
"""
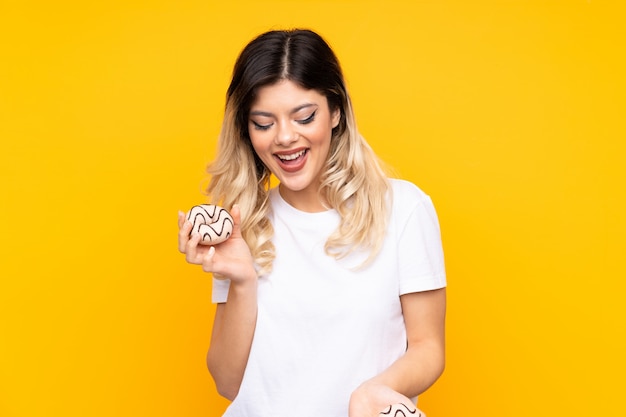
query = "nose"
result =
(274, 121, 297, 146)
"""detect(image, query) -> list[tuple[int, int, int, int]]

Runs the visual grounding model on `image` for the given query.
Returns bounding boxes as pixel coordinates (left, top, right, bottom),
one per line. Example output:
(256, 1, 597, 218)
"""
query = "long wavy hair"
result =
(206, 29, 390, 275)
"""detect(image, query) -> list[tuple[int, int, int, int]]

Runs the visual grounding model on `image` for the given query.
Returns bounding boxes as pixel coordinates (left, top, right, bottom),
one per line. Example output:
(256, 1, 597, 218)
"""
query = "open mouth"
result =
(276, 149, 307, 162)
(274, 148, 308, 171)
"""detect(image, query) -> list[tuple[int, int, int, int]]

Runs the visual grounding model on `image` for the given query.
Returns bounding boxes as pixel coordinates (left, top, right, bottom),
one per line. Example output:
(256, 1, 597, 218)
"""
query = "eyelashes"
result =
(298, 110, 316, 125)
(252, 121, 272, 131)
(250, 110, 317, 131)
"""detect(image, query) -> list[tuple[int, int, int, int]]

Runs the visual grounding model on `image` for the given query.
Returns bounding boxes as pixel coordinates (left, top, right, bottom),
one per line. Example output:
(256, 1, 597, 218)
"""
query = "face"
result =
(248, 80, 340, 212)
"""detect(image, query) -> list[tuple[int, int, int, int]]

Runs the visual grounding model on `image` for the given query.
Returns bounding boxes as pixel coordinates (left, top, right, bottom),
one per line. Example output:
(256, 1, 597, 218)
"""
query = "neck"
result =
(278, 184, 328, 213)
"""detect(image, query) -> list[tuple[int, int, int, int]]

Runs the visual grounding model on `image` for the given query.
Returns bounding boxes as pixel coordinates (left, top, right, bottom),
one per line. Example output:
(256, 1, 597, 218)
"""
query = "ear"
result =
(331, 108, 341, 129)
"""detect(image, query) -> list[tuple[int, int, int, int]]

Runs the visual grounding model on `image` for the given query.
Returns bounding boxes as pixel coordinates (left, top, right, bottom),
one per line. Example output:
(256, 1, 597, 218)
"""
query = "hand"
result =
(348, 382, 425, 417)
(178, 205, 257, 283)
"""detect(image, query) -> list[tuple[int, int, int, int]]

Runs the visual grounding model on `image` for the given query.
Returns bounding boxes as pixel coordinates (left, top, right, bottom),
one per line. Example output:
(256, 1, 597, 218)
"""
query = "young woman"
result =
(178, 29, 446, 417)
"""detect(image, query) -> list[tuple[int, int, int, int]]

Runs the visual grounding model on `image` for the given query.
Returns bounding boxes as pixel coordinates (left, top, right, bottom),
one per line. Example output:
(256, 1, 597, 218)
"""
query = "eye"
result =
(297, 111, 316, 125)
(251, 121, 272, 131)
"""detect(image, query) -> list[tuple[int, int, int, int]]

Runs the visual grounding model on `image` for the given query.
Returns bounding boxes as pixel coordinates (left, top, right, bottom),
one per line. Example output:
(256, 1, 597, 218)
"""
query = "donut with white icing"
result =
(379, 403, 420, 417)
(187, 204, 234, 245)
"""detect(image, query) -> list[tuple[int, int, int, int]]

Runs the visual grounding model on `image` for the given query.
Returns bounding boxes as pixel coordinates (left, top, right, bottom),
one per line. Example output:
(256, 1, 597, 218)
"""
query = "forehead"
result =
(251, 80, 327, 110)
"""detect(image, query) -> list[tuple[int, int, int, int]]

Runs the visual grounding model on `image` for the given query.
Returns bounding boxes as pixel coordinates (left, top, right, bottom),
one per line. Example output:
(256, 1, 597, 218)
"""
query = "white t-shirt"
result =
(212, 179, 446, 417)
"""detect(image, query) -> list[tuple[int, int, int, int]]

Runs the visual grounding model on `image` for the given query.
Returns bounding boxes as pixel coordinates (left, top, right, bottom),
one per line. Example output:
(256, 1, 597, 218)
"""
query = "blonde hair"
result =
(205, 29, 390, 276)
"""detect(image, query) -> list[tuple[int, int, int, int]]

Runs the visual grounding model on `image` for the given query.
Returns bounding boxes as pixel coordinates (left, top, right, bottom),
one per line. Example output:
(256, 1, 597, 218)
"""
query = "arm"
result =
(207, 279, 257, 400)
(178, 205, 258, 400)
(349, 287, 446, 417)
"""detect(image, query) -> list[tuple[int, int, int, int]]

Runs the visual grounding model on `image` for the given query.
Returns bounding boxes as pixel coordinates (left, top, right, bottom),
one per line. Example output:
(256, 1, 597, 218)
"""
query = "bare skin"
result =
(179, 207, 445, 416)
(178, 81, 446, 416)
(178, 205, 257, 399)
(348, 289, 446, 417)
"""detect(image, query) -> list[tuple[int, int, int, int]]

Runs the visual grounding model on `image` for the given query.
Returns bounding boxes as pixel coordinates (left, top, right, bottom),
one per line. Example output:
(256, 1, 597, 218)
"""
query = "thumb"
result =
(229, 204, 243, 238)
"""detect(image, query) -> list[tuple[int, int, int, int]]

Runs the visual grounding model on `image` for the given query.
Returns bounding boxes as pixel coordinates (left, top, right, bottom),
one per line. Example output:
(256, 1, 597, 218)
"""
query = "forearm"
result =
(365, 289, 447, 400)
(368, 339, 445, 399)
(348, 340, 444, 417)
(207, 279, 258, 400)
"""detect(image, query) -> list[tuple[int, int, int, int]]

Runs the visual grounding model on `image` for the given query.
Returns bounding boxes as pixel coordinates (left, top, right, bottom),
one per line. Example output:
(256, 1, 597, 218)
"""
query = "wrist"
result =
(228, 272, 258, 291)
(358, 378, 390, 392)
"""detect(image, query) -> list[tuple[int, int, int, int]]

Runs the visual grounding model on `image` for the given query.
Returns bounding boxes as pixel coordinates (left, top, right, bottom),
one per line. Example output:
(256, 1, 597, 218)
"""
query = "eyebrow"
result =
(249, 103, 318, 117)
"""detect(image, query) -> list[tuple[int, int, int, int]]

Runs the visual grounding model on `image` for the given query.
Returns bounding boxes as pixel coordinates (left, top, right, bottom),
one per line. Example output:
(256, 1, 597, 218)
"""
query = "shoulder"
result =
(388, 178, 440, 227)
(389, 178, 432, 207)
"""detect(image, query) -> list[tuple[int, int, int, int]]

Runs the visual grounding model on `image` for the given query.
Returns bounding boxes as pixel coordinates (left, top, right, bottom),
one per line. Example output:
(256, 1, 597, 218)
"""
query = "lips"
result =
(274, 148, 308, 172)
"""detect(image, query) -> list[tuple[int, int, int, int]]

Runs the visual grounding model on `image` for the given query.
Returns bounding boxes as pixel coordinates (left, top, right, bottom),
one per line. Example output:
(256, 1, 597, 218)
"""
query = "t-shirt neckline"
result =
(270, 187, 338, 223)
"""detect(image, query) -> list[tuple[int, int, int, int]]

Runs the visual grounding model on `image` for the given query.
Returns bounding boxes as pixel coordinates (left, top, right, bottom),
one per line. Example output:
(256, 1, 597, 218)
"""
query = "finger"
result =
(185, 233, 202, 263)
(230, 204, 243, 238)
(201, 246, 216, 273)
(177, 210, 186, 229)
(178, 219, 193, 253)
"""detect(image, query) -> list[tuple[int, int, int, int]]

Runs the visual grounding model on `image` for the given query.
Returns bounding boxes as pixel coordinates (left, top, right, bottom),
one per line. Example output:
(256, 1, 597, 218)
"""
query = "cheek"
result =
(249, 135, 273, 164)
(249, 132, 265, 152)
(310, 125, 333, 147)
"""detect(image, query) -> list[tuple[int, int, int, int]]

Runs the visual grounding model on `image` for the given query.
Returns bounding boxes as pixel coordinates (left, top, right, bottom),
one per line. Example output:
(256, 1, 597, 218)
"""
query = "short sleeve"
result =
(212, 277, 230, 303)
(397, 192, 447, 295)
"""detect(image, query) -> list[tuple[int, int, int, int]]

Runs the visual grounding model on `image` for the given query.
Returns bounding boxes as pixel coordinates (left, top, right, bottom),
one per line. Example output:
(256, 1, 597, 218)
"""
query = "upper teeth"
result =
(277, 150, 305, 161)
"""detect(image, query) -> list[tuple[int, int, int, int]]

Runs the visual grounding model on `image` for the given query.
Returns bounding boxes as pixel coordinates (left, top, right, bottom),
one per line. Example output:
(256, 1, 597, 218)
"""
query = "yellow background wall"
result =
(1, 1, 624, 416)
